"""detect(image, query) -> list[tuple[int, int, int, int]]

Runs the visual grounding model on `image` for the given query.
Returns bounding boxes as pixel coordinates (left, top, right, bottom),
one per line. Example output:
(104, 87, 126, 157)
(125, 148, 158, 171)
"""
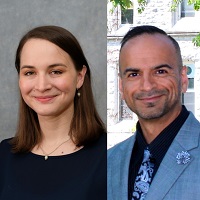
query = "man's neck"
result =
(138, 107, 182, 144)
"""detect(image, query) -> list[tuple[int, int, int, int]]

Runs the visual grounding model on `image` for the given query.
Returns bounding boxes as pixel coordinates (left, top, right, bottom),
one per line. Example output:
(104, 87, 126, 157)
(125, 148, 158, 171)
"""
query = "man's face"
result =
(119, 34, 188, 121)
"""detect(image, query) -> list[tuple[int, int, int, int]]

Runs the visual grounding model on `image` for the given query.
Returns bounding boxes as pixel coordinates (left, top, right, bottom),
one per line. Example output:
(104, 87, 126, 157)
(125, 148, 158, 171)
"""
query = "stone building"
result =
(107, 0, 200, 147)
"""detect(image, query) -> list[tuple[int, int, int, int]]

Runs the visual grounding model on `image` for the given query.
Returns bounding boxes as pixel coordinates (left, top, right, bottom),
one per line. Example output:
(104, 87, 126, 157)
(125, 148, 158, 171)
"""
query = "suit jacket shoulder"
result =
(108, 135, 136, 200)
(108, 135, 135, 157)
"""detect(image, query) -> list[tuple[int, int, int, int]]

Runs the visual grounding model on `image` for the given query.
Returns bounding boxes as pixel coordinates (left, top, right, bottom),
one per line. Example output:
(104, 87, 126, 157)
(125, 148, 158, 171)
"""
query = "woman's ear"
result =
(76, 65, 87, 89)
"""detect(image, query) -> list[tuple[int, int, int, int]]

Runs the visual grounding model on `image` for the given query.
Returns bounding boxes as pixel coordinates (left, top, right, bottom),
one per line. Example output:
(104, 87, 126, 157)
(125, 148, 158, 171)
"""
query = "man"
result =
(107, 25, 200, 200)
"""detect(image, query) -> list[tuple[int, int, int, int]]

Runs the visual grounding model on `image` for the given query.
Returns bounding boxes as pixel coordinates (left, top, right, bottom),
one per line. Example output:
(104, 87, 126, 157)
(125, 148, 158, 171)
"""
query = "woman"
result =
(0, 26, 106, 200)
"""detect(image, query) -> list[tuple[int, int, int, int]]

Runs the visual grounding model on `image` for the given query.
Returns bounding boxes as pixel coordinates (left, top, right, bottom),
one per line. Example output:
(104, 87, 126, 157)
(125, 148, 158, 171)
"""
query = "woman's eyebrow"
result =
(48, 63, 68, 68)
(20, 63, 68, 70)
(20, 65, 35, 70)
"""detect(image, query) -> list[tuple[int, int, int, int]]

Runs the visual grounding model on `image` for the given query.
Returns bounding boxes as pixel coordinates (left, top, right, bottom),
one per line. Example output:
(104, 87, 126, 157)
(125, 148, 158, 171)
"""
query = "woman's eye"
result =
(51, 70, 62, 75)
(24, 71, 34, 76)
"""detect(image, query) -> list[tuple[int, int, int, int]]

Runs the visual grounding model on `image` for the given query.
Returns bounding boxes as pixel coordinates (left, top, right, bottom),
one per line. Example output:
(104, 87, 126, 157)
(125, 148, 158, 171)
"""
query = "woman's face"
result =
(19, 38, 86, 118)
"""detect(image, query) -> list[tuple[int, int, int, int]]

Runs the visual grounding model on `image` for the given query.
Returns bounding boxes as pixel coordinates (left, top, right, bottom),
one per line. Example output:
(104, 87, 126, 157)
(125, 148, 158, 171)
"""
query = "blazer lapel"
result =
(146, 113, 200, 200)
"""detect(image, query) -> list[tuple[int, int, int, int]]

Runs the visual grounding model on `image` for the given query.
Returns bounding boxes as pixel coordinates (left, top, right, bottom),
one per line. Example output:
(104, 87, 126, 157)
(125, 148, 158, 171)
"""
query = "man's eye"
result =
(128, 72, 139, 77)
(156, 69, 167, 74)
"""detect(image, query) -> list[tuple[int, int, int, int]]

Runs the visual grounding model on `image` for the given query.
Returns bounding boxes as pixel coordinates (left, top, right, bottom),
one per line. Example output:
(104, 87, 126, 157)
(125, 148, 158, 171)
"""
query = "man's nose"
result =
(140, 74, 157, 91)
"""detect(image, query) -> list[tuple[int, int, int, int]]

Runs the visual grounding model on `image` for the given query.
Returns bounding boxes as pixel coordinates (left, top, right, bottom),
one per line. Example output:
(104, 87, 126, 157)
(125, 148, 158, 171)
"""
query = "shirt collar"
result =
(136, 105, 189, 164)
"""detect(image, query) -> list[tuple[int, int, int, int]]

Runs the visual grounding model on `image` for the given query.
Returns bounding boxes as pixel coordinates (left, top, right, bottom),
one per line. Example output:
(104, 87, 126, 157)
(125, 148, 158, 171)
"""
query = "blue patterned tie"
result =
(132, 148, 154, 200)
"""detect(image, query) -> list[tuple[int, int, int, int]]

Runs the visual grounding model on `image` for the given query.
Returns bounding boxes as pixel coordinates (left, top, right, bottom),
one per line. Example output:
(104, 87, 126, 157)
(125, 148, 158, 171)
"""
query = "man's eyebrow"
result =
(154, 64, 173, 70)
(122, 67, 139, 76)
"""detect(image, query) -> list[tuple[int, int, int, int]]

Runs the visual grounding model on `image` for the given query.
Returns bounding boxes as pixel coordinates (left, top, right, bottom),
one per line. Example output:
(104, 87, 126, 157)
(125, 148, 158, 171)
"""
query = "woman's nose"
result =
(34, 75, 52, 92)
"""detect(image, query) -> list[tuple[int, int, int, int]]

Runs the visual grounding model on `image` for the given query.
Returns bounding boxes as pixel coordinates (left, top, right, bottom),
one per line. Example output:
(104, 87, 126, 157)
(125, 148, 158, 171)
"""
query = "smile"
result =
(34, 95, 57, 103)
(139, 95, 163, 103)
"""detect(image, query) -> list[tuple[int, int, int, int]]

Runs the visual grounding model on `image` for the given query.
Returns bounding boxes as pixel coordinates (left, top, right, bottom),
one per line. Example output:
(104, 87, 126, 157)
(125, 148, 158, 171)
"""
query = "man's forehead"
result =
(120, 33, 171, 51)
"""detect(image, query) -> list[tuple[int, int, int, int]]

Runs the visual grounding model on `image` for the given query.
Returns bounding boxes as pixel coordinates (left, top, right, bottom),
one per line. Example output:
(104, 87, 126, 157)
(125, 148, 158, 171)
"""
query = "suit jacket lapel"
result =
(146, 113, 200, 200)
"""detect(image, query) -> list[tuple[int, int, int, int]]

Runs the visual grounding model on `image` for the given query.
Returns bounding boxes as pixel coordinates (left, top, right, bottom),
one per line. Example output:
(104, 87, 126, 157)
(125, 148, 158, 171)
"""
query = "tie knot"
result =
(143, 148, 152, 162)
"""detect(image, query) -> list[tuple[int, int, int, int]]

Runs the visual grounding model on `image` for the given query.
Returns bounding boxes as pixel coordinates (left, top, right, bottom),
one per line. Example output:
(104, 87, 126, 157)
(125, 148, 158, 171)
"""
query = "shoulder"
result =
(85, 132, 107, 153)
(108, 134, 136, 159)
(0, 138, 12, 150)
(97, 131, 107, 145)
(0, 138, 13, 160)
(182, 112, 200, 131)
(186, 112, 200, 126)
(107, 135, 135, 183)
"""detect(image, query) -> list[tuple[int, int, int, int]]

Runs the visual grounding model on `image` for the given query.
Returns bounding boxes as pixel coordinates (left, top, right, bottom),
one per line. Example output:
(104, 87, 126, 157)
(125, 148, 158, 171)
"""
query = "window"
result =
(120, 99, 133, 120)
(181, 0, 195, 17)
(182, 63, 195, 114)
(186, 63, 195, 88)
(121, 7, 133, 24)
(182, 92, 195, 113)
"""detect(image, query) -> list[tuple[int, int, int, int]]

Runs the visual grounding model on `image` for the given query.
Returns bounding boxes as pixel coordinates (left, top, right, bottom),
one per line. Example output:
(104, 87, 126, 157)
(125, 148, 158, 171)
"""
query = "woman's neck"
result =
(31, 110, 79, 156)
(38, 110, 73, 145)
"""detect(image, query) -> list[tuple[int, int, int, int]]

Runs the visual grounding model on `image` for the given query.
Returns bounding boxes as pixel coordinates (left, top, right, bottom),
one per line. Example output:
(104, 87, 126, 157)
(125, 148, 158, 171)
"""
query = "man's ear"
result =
(119, 74, 125, 100)
(181, 65, 189, 93)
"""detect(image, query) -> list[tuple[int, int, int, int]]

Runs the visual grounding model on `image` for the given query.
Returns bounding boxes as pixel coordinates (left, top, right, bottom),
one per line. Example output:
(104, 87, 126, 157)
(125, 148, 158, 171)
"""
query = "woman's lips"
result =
(34, 95, 57, 103)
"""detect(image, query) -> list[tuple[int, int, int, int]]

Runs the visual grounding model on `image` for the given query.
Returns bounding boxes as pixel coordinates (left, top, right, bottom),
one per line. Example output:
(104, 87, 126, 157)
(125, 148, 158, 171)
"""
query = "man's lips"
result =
(138, 95, 163, 102)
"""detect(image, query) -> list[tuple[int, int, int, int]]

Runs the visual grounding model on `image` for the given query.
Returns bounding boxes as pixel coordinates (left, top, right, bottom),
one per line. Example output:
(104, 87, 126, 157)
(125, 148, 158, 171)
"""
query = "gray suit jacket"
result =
(108, 112, 200, 200)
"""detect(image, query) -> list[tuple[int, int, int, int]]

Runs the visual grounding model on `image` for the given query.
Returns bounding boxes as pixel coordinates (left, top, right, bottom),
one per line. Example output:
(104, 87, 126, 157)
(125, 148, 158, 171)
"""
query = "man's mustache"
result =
(135, 89, 168, 99)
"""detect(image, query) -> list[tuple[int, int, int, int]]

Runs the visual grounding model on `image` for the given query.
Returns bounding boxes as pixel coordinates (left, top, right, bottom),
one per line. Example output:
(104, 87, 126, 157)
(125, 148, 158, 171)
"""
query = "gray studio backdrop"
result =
(0, 0, 107, 141)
